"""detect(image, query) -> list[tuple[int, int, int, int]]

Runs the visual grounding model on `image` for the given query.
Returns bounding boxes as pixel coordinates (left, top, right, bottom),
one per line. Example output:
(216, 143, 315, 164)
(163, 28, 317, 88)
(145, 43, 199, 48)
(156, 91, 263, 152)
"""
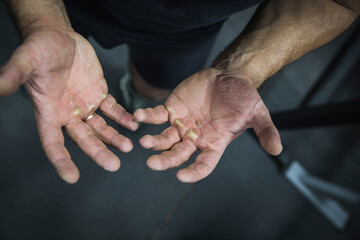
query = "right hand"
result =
(0, 27, 138, 183)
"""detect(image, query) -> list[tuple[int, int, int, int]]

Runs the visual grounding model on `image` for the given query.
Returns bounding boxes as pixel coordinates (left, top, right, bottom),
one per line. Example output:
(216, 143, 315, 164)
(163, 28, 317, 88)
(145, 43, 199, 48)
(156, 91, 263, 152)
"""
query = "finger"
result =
(176, 149, 223, 183)
(99, 94, 138, 131)
(146, 140, 197, 171)
(134, 105, 169, 124)
(0, 46, 34, 96)
(140, 126, 180, 150)
(86, 114, 133, 152)
(65, 120, 121, 172)
(252, 106, 282, 156)
(38, 121, 79, 184)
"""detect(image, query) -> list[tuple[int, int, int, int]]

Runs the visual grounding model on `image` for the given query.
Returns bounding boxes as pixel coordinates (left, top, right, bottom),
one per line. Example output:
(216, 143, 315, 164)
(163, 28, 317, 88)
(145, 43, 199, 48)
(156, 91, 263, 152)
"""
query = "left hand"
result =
(134, 68, 282, 183)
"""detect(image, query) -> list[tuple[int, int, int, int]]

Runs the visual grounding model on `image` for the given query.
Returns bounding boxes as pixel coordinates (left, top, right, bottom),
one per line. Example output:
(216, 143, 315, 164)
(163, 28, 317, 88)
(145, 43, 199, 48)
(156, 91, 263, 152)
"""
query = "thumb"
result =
(0, 45, 34, 96)
(252, 103, 283, 155)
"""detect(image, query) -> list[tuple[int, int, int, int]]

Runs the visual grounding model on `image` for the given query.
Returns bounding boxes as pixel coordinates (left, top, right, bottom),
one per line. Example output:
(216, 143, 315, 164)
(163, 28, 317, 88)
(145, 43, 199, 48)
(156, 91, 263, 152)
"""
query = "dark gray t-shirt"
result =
(65, 0, 265, 47)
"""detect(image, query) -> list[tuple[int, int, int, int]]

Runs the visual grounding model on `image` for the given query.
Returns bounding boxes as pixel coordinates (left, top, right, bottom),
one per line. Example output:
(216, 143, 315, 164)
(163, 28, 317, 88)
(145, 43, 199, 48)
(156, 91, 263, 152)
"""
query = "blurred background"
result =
(0, 1, 359, 239)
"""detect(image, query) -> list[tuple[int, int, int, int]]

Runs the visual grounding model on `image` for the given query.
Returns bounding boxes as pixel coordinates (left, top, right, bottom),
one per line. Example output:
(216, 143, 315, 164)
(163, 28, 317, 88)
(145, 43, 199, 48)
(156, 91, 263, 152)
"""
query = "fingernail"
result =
(279, 143, 283, 153)
(104, 160, 121, 172)
(178, 173, 191, 183)
(61, 174, 70, 183)
(175, 119, 184, 128)
(61, 174, 77, 184)
(180, 178, 191, 183)
(186, 129, 198, 141)
(147, 159, 162, 171)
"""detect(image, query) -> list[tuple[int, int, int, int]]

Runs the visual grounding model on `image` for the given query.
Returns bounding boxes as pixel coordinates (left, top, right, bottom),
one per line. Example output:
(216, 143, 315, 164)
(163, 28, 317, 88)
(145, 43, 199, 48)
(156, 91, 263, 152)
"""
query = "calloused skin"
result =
(0, 27, 282, 185)
(134, 68, 283, 183)
(0, 27, 138, 183)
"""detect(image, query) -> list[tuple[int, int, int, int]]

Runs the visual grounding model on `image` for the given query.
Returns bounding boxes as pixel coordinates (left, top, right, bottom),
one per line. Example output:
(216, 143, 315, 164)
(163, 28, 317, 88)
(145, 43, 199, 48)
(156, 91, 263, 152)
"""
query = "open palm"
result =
(134, 68, 282, 183)
(0, 27, 138, 183)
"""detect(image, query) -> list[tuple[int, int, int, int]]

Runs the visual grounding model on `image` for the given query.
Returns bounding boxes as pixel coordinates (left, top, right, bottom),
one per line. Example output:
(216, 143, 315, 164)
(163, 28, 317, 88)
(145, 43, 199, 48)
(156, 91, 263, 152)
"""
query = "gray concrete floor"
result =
(1, 2, 360, 240)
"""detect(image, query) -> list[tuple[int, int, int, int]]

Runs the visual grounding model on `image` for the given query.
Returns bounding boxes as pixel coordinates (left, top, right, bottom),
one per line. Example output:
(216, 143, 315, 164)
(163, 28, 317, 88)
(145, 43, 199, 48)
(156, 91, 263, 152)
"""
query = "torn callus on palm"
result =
(166, 105, 175, 114)
(101, 93, 107, 100)
(73, 107, 82, 116)
(88, 103, 96, 111)
(187, 129, 198, 141)
(175, 119, 184, 128)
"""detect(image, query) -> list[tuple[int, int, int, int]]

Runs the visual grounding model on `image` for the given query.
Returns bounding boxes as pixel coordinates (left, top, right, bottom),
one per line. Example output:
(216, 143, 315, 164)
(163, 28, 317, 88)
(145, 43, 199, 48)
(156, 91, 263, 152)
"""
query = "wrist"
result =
(212, 57, 261, 89)
(21, 17, 74, 39)
(211, 37, 270, 89)
(207, 67, 257, 92)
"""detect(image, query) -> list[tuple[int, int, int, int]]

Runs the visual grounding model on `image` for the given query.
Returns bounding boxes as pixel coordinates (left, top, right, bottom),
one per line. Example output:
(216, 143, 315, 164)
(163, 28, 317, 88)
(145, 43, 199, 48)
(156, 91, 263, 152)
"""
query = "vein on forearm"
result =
(213, 0, 359, 88)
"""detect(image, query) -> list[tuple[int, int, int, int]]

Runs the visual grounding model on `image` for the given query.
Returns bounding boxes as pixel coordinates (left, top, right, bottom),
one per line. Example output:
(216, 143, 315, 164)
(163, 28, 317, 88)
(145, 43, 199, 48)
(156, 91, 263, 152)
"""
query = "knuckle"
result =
(94, 147, 108, 160)
(79, 133, 95, 145)
(110, 132, 124, 145)
(103, 96, 116, 109)
(163, 131, 175, 142)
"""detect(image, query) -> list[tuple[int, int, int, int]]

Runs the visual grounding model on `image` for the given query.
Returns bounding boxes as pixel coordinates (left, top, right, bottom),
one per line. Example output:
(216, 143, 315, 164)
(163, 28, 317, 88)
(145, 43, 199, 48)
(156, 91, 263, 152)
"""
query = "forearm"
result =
(213, 0, 359, 88)
(6, 0, 72, 38)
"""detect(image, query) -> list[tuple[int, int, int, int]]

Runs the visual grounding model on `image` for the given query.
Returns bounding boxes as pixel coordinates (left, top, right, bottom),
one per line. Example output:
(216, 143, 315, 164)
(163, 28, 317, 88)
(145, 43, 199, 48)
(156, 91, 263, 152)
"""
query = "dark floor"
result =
(1, 2, 360, 240)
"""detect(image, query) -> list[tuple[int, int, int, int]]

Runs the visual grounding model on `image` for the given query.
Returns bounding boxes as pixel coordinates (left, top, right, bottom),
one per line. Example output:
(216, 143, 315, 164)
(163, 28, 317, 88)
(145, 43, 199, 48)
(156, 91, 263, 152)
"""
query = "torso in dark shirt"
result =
(65, 0, 265, 47)
(98, 0, 264, 31)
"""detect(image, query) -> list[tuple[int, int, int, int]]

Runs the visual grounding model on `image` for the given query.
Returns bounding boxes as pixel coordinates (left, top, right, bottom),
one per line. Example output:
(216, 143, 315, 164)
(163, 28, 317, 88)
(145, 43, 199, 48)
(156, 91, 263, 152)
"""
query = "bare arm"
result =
(1, 0, 138, 183)
(6, 0, 72, 38)
(213, 0, 359, 88)
(133, 0, 359, 183)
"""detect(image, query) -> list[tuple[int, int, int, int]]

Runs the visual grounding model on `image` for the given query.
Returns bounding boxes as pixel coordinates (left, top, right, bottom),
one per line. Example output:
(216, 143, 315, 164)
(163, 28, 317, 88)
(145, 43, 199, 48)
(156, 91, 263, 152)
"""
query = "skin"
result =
(135, 0, 359, 182)
(134, 68, 282, 183)
(1, 2, 138, 183)
(1, 0, 359, 183)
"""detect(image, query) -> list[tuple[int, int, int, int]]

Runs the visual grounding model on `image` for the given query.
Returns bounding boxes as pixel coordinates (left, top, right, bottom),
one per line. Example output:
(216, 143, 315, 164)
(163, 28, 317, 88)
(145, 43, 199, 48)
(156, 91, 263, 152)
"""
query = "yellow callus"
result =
(175, 119, 184, 128)
(187, 129, 198, 141)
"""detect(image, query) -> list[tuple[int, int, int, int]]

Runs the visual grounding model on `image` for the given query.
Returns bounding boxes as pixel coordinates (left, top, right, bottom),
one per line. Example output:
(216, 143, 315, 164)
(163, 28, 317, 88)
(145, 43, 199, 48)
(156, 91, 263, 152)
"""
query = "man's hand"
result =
(133, 0, 358, 183)
(134, 68, 282, 183)
(0, 27, 138, 183)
